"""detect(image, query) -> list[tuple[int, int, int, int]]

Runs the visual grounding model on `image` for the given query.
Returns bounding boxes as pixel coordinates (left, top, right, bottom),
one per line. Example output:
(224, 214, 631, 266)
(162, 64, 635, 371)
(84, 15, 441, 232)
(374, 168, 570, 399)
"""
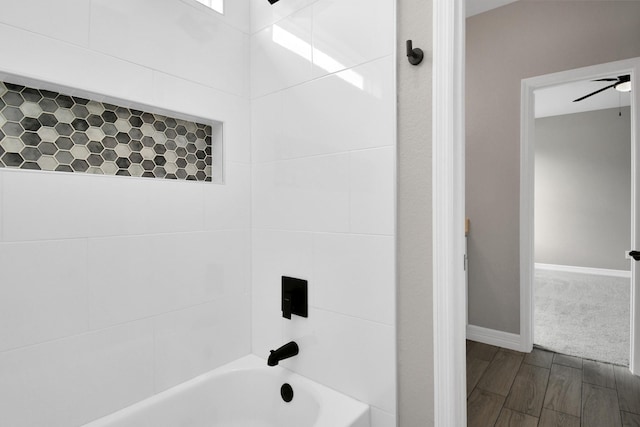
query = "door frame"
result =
(520, 57, 640, 373)
(433, 0, 466, 424)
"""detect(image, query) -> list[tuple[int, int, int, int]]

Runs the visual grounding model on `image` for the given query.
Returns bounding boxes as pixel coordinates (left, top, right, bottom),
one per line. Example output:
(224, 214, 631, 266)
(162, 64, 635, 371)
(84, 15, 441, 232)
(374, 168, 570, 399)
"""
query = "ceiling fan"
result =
(573, 75, 632, 102)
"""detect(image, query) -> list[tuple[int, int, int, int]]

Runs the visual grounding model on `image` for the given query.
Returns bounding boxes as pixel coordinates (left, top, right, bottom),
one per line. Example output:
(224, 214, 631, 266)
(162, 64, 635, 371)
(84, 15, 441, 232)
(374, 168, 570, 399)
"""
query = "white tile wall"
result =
(249, 0, 396, 425)
(2, 171, 207, 241)
(2, 170, 93, 241)
(253, 304, 396, 416)
(285, 58, 395, 155)
(252, 229, 313, 298)
(0, 0, 91, 47)
(252, 154, 351, 232)
(250, 7, 313, 98)
(0, 320, 155, 427)
(250, 0, 317, 34)
(312, 233, 395, 325)
(204, 162, 251, 230)
(212, 0, 251, 34)
(0, 23, 156, 107)
(371, 408, 397, 427)
(349, 147, 395, 235)
(280, 308, 396, 413)
(154, 295, 251, 391)
(0, 0, 397, 425)
(311, 0, 394, 77)
(251, 56, 395, 162)
(0, 239, 89, 352)
(252, 230, 394, 324)
(90, 0, 249, 97)
(250, 90, 283, 162)
(88, 230, 250, 329)
(0, 1, 253, 425)
(251, 294, 284, 358)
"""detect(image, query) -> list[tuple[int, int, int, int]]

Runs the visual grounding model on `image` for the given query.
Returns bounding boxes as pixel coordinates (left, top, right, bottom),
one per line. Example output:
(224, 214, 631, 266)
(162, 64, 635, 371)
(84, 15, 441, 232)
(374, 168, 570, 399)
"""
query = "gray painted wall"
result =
(535, 107, 631, 271)
(397, 0, 434, 424)
(466, 2, 640, 333)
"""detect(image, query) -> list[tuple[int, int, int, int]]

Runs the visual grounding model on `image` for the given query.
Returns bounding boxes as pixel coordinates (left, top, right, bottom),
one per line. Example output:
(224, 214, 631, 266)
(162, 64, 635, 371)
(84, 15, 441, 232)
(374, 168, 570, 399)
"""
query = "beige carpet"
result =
(534, 269, 630, 366)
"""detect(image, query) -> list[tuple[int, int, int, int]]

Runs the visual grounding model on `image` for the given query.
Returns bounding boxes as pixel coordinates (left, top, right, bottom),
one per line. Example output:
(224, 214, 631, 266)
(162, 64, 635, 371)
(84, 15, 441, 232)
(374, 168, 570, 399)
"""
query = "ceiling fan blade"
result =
(573, 83, 618, 102)
(593, 78, 619, 82)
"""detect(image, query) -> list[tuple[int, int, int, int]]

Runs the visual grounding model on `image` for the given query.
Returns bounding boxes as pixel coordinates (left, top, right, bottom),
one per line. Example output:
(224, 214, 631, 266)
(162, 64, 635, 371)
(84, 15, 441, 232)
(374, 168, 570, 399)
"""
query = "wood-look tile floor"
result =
(467, 340, 640, 427)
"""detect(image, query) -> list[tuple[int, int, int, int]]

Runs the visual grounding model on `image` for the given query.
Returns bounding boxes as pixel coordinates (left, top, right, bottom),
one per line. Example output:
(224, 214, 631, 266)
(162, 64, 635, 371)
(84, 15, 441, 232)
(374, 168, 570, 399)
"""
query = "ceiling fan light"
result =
(615, 81, 632, 92)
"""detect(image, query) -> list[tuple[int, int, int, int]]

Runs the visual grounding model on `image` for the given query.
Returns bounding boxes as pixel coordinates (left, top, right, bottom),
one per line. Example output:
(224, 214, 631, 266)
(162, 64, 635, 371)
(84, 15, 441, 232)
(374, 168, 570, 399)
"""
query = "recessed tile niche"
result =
(0, 81, 214, 181)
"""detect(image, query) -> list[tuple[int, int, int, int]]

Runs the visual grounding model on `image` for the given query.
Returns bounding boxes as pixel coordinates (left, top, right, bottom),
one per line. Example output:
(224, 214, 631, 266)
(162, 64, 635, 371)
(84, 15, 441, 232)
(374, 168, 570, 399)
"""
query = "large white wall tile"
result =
(250, 8, 313, 98)
(178, 0, 251, 34)
(281, 308, 395, 414)
(0, 0, 90, 47)
(311, 0, 394, 77)
(250, 0, 316, 34)
(220, 95, 252, 164)
(2, 171, 206, 241)
(371, 408, 396, 427)
(0, 320, 154, 427)
(204, 162, 251, 230)
(2, 171, 92, 241)
(0, 239, 88, 352)
(0, 23, 155, 107)
(251, 294, 285, 358)
(154, 295, 251, 391)
(88, 230, 250, 329)
(252, 229, 313, 297)
(252, 154, 350, 232)
(90, 0, 248, 97)
(281, 56, 395, 158)
(312, 233, 394, 325)
(209, 0, 251, 34)
(349, 147, 395, 235)
(251, 91, 283, 163)
(87, 177, 205, 237)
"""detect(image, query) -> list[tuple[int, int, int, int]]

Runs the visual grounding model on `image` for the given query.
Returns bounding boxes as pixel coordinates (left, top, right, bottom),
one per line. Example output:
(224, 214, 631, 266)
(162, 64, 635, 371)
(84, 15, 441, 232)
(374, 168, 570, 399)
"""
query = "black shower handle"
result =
(629, 250, 640, 261)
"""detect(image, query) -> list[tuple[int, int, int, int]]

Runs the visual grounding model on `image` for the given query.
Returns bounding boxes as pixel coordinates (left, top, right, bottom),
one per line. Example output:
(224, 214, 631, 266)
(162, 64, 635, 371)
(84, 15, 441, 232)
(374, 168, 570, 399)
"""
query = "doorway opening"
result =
(533, 78, 632, 365)
(521, 58, 640, 374)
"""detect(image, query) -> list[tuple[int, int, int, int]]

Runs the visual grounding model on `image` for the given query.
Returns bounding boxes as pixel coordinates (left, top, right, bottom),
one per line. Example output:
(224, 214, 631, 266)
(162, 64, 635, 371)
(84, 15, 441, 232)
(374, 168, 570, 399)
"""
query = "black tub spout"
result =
(268, 341, 299, 366)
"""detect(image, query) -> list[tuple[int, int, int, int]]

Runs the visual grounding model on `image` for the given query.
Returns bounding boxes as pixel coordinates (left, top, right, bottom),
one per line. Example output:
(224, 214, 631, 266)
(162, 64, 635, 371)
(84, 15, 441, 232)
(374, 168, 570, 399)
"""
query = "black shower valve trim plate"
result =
(282, 276, 308, 319)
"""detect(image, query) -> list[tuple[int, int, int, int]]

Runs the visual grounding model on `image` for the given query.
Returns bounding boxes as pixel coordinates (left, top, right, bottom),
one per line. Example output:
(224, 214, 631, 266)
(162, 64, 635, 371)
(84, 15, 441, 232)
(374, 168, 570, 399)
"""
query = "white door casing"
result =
(433, 0, 467, 424)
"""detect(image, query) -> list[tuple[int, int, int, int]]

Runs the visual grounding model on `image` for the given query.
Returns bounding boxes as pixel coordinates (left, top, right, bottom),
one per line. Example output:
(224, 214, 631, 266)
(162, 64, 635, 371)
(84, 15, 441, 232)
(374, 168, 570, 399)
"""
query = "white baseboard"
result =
(467, 324, 529, 352)
(535, 263, 631, 278)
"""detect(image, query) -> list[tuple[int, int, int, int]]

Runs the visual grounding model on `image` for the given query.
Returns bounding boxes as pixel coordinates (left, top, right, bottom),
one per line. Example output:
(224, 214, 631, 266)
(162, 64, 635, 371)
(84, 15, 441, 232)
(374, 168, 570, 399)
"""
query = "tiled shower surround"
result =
(0, 81, 213, 181)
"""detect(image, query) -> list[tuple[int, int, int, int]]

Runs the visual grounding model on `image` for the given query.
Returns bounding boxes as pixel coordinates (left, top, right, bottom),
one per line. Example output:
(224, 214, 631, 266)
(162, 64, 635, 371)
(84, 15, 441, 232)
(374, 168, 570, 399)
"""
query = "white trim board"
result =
(466, 324, 526, 352)
(433, 0, 466, 424)
(535, 263, 631, 279)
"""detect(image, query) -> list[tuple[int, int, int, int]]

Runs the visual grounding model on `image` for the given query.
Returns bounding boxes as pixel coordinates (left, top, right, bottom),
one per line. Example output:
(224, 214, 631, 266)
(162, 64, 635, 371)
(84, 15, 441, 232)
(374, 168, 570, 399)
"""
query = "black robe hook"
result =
(406, 40, 423, 66)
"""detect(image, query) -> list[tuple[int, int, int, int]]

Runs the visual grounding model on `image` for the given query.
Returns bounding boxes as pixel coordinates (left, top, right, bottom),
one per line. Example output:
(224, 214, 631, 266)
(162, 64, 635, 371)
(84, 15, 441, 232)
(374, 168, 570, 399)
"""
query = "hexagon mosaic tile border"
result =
(0, 81, 213, 181)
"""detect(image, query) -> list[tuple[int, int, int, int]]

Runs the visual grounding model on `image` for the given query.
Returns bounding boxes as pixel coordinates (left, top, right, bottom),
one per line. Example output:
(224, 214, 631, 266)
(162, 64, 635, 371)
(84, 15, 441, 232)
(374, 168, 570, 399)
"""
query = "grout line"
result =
(0, 294, 248, 355)
(0, 21, 248, 102)
(249, 53, 394, 101)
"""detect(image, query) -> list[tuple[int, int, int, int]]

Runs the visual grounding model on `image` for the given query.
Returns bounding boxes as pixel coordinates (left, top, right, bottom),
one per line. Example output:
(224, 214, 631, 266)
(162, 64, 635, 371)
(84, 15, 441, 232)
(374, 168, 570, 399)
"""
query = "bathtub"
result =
(82, 355, 370, 427)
